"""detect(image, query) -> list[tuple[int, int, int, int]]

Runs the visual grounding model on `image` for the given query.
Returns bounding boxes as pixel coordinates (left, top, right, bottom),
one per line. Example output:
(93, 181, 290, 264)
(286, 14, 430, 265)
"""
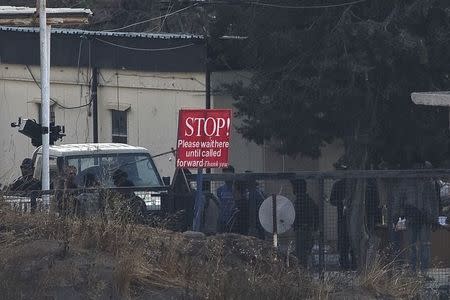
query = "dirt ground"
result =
(0, 204, 428, 299)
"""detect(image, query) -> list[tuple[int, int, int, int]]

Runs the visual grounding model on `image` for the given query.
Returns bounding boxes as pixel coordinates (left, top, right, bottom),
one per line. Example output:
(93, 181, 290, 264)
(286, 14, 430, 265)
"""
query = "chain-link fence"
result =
(2, 186, 168, 222)
(175, 169, 450, 287)
(3, 169, 450, 288)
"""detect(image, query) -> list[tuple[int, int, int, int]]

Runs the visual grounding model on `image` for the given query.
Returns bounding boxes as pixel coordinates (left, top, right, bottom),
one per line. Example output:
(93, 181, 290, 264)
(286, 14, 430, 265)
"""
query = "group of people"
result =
(214, 166, 320, 268)
(391, 164, 441, 273)
(6, 158, 147, 222)
(213, 160, 443, 273)
(329, 160, 442, 273)
(329, 167, 381, 270)
(216, 166, 266, 238)
(6, 157, 445, 273)
(58, 166, 147, 222)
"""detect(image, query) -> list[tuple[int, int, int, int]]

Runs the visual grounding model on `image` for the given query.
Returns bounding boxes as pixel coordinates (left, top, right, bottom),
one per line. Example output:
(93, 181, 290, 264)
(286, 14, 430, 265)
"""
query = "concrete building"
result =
(0, 26, 344, 241)
(0, 26, 342, 185)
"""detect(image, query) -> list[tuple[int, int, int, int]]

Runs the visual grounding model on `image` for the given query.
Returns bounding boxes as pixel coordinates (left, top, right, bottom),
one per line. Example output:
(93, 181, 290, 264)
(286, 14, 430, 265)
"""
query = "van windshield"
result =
(66, 153, 162, 188)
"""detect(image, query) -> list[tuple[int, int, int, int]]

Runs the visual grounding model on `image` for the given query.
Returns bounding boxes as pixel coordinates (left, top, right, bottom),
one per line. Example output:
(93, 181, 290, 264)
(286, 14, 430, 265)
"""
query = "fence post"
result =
(272, 194, 278, 249)
(318, 178, 325, 278)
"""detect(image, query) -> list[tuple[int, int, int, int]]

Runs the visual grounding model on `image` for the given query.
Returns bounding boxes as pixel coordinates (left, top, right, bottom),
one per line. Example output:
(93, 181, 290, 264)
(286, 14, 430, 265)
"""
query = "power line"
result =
(26, 65, 93, 110)
(159, 1, 175, 33)
(247, 0, 367, 9)
(104, 4, 198, 32)
(161, 0, 368, 9)
(94, 37, 196, 52)
(177, 0, 367, 9)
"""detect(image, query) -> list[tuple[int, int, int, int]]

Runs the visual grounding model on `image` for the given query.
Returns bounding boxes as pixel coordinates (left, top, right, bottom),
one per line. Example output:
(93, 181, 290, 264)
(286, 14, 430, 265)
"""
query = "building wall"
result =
(0, 63, 206, 184)
(96, 69, 206, 177)
(1, 66, 343, 241)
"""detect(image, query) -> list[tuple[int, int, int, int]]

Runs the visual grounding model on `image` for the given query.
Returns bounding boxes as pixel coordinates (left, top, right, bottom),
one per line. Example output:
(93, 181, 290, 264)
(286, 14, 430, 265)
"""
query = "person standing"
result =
(330, 163, 356, 270)
(76, 173, 101, 217)
(216, 165, 236, 233)
(55, 165, 78, 216)
(291, 179, 319, 268)
(9, 158, 40, 192)
(392, 161, 439, 273)
(233, 179, 249, 235)
(246, 173, 266, 239)
(365, 178, 382, 234)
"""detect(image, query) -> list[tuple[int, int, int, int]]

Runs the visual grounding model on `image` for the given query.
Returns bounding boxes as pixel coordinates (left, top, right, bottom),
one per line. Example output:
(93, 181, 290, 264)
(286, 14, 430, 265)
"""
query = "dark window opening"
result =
(112, 110, 128, 144)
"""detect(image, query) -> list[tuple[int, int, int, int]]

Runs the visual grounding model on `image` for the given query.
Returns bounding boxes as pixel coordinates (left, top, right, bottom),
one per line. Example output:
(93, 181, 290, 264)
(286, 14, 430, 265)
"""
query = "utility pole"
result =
(92, 67, 99, 143)
(39, 0, 50, 199)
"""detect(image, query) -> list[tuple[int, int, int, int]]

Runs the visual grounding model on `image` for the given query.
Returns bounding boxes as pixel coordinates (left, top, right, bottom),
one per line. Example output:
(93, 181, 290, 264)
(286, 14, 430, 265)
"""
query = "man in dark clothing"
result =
(330, 177, 356, 270)
(216, 166, 237, 232)
(291, 179, 319, 268)
(330, 164, 381, 270)
(58, 165, 79, 216)
(392, 162, 439, 273)
(365, 179, 382, 234)
(233, 180, 249, 235)
(246, 175, 266, 239)
(9, 158, 40, 192)
(76, 173, 101, 217)
(112, 169, 146, 223)
(64, 165, 78, 190)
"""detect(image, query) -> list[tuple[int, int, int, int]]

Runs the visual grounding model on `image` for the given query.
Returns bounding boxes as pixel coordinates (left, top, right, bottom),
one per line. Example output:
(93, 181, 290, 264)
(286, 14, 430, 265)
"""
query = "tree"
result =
(211, 0, 450, 270)
(217, 0, 450, 169)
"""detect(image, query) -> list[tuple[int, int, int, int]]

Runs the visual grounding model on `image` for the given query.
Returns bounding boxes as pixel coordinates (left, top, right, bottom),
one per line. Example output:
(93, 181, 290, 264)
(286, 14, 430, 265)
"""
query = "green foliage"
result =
(217, 0, 450, 168)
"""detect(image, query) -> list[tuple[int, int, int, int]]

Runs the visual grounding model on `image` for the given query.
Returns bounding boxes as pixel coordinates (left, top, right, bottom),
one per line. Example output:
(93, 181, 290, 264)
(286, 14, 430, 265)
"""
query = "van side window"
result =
(33, 155, 57, 185)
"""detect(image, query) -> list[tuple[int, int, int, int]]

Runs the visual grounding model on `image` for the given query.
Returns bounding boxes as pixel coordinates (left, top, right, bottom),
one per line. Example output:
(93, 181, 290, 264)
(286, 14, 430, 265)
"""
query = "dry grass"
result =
(0, 195, 427, 299)
(358, 251, 425, 298)
(0, 200, 313, 299)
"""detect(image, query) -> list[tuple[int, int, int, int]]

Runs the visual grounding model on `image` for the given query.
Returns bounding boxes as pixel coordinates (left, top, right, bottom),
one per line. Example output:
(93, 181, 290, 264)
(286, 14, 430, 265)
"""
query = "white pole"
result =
(272, 194, 278, 249)
(39, 0, 50, 203)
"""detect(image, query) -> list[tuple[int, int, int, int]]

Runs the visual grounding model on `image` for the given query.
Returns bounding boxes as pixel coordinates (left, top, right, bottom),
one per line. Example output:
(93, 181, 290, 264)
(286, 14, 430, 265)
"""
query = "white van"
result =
(29, 143, 165, 211)
(32, 143, 163, 188)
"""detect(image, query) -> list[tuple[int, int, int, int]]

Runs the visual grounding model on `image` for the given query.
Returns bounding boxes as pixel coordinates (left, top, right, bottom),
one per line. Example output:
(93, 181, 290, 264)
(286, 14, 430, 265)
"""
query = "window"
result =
(33, 155, 58, 185)
(112, 110, 128, 143)
(66, 153, 162, 187)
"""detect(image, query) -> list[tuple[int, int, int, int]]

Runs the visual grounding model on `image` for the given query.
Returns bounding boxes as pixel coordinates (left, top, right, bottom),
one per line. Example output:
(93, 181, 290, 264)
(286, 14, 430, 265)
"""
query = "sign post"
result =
(176, 109, 232, 231)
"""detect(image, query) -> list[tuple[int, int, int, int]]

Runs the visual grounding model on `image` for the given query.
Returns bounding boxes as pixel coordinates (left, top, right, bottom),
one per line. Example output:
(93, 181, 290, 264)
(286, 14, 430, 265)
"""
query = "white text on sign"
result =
(184, 117, 230, 137)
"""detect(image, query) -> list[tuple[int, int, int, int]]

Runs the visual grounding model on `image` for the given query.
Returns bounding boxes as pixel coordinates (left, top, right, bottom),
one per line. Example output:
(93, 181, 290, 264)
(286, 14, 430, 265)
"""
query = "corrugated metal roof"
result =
(0, 6, 92, 15)
(0, 26, 203, 40)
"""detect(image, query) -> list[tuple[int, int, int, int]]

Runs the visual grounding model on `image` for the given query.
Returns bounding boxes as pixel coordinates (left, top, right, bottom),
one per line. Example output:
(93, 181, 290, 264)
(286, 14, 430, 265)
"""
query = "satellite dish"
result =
(259, 195, 295, 234)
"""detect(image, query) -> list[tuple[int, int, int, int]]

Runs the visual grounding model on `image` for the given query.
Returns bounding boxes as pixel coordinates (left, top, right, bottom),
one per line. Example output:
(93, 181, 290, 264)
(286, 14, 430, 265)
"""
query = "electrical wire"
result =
(94, 37, 196, 52)
(104, 4, 198, 32)
(112, 72, 206, 86)
(187, 0, 367, 9)
(159, 1, 175, 33)
(247, 0, 367, 9)
(26, 65, 93, 110)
